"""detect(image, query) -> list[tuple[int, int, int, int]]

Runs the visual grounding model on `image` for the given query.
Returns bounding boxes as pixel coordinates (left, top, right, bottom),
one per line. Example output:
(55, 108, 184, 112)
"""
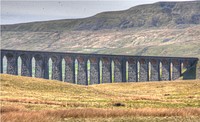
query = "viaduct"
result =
(0, 49, 199, 85)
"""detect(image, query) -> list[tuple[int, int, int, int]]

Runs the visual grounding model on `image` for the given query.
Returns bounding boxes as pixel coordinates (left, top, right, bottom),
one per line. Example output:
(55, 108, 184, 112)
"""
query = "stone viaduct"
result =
(0, 49, 199, 85)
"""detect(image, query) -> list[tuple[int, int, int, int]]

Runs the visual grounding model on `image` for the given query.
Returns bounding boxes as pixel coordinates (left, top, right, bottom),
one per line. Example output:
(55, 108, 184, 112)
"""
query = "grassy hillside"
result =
(1, 1, 200, 31)
(2, 25, 200, 58)
(1, 1, 200, 59)
(1, 74, 200, 121)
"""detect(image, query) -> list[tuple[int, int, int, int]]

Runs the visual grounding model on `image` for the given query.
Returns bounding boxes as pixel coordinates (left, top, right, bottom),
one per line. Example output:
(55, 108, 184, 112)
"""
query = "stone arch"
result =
(6, 53, 18, 75)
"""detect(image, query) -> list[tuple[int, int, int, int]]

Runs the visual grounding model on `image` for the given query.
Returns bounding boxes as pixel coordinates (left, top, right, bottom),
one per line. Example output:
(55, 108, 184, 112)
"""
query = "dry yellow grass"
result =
(1, 107, 200, 122)
(0, 74, 200, 121)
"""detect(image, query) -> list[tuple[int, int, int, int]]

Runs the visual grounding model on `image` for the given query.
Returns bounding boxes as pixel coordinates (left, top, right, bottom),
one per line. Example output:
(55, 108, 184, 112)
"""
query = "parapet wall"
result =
(0, 49, 199, 85)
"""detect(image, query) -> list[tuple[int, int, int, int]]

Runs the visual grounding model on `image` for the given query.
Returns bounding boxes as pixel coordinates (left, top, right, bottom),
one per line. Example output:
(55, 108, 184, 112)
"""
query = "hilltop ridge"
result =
(1, 1, 200, 58)
(1, 1, 200, 31)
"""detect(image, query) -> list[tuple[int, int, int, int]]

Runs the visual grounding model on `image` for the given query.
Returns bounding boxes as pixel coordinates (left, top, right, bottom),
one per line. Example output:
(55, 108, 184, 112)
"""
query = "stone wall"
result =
(0, 49, 199, 85)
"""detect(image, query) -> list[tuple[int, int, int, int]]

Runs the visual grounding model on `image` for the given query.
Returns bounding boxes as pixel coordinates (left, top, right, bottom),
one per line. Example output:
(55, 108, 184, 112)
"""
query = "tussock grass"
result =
(1, 74, 200, 109)
(1, 74, 200, 121)
(1, 106, 200, 122)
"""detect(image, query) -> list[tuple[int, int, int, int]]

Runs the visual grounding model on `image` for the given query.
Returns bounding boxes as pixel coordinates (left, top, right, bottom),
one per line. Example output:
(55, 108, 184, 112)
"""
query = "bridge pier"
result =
(77, 56, 88, 85)
(0, 54, 4, 73)
(122, 59, 127, 82)
(128, 58, 137, 82)
(172, 59, 181, 80)
(6, 53, 18, 75)
(64, 56, 75, 83)
(150, 59, 160, 81)
(161, 59, 171, 81)
(128, 58, 138, 82)
(139, 58, 149, 82)
(21, 54, 32, 77)
(102, 57, 112, 83)
(90, 57, 100, 84)
(34, 54, 45, 78)
(113, 58, 123, 82)
(51, 55, 62, 81)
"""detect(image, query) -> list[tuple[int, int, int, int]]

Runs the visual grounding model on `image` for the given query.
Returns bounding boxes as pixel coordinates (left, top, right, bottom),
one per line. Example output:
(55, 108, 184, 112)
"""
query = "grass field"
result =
(1, 74, 200, 122)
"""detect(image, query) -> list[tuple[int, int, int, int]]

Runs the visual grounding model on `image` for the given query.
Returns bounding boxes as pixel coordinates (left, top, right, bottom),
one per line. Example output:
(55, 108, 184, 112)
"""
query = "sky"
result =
(1, 0, 195, 25)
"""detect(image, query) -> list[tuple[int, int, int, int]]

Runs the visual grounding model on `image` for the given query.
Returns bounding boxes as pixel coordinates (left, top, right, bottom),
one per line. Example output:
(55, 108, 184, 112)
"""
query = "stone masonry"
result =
(0, 49, 199, 85)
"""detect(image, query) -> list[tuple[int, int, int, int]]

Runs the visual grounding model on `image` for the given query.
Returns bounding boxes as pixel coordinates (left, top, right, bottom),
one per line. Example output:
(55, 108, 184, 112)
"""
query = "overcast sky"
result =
(1, 0, 195, 25)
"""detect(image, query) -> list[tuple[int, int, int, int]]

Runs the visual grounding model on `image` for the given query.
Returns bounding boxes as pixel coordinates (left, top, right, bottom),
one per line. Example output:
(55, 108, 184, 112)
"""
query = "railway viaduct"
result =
(0, 49, 199, 85)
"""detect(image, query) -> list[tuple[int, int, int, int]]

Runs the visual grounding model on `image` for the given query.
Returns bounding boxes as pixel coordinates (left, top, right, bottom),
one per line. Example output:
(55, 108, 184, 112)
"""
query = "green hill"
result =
(1, 1, 200, 31)
(1, 74, 200, 121)
(1, 1, 200, 59)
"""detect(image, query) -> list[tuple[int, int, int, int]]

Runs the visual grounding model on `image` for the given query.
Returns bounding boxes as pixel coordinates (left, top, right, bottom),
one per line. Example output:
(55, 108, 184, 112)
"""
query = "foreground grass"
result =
(1, 107, 200, 122)
(0, 74, 200, 121)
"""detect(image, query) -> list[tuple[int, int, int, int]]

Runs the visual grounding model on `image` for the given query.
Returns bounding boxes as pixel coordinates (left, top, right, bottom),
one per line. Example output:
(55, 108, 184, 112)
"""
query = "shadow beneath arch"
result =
(182, 63, 197, 80)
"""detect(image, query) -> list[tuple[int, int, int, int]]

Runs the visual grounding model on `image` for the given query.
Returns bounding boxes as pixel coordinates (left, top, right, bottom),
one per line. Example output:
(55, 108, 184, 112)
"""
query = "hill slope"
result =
(1, 1, 200, 59)
(1, 1, 200, 31)
(2, 25, 200, 58)
(1, 74, 200, 121)
(1, 74, 200, 109)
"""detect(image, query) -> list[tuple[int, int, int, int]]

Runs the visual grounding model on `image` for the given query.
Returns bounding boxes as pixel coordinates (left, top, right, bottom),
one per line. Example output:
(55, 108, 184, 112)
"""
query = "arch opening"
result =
(32, 57, 35, 77)
(3, 56, 7, 74)
(99, 60, 102, 84)
(49, 58, 52, 80)
(62, 58, 65, 82)
(75, 59, 78, 84)
(137, 61, 140, 82)
(170, 62, 173, 80)
(111, 60, 114, 83)
(148, 61, 151, 81)
(17, 56, 22, 76)
(126, 61, 128, 82)
(159, 61, 162, 80)
(87, 60, 90, 85)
